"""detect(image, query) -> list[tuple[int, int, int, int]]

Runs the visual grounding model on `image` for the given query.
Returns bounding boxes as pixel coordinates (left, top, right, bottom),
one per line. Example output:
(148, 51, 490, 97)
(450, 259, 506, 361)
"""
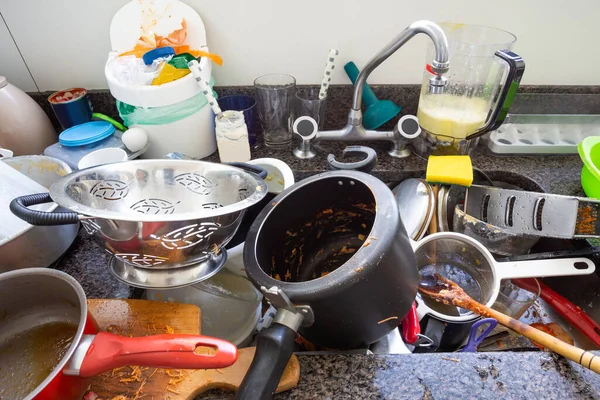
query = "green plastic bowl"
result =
(578, 136, 600, 199)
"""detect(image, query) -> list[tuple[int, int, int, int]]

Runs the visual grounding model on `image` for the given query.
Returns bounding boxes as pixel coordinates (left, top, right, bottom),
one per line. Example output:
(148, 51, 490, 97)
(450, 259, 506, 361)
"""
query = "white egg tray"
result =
(488, 114, 600, 155)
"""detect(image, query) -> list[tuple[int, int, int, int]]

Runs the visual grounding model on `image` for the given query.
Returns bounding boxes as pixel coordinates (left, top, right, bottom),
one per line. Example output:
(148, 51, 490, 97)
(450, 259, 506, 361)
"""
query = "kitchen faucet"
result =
(293, 20, 450, 159)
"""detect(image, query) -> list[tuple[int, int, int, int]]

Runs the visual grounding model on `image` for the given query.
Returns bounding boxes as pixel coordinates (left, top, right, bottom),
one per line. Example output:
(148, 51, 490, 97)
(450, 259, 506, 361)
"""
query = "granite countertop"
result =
(52, 141, 600, 399)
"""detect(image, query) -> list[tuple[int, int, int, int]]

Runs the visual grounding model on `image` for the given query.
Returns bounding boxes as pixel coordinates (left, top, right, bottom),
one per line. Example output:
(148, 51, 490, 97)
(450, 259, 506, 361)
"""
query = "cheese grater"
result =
(464, 185, 600, 239)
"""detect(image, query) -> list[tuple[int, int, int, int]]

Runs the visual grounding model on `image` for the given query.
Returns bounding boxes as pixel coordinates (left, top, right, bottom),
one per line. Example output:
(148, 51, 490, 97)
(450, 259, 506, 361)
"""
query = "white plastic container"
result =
(105, 0, 216, 159)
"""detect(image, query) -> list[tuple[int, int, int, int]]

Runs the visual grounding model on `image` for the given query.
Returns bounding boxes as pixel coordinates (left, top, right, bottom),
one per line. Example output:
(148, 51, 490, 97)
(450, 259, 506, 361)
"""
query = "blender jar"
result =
(415, 23, 525, 156)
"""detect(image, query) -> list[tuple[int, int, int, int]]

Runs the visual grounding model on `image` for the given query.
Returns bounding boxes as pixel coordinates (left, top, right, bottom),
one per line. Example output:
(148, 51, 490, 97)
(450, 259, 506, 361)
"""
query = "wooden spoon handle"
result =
(481, 305, 600, 373)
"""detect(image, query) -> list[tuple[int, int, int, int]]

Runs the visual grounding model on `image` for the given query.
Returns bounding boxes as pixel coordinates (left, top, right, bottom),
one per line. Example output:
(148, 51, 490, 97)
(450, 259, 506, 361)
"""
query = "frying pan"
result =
(0, 269, 238, 400)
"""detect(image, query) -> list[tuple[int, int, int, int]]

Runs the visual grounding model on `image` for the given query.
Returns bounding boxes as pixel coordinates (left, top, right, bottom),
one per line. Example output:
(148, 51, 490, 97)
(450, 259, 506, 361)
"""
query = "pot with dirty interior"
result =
(0, 268, 238, 400)
(238, 170, 418, 398)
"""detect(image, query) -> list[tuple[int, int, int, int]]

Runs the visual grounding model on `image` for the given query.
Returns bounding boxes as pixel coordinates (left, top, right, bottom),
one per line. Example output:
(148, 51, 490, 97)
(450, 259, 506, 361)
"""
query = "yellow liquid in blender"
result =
(417, 94, 489, 140)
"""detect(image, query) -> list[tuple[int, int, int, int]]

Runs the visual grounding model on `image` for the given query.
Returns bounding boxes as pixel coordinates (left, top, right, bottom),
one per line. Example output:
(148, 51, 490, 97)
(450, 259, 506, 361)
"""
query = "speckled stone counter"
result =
(51, 143, 600, 399)
(46, 86, 600, 399)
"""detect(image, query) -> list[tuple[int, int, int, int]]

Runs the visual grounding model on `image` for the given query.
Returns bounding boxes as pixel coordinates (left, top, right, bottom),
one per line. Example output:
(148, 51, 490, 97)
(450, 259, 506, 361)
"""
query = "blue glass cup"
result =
(217, 95, 258, 146)
(48, 88, 93, 130)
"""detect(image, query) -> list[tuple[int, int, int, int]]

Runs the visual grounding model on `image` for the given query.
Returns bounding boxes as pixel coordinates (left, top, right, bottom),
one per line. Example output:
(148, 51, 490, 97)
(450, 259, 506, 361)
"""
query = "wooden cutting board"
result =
(87, 299, 299, 400)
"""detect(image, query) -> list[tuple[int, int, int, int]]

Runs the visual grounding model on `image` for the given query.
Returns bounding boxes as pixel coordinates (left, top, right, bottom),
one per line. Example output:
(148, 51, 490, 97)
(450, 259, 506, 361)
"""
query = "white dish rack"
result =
(488, 114, 600, 155)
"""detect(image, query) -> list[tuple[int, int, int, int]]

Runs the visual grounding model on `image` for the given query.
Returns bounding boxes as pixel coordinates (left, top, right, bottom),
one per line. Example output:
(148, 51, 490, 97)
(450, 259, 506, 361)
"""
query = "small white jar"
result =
(215, 110, 251, 162)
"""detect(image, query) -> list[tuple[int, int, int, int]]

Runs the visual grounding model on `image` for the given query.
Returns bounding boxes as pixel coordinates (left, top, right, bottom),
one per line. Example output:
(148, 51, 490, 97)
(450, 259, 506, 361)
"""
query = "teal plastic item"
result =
(59, 121, 115, 146)
(117, 77, 216, 126)
(344, 61, 401, 130)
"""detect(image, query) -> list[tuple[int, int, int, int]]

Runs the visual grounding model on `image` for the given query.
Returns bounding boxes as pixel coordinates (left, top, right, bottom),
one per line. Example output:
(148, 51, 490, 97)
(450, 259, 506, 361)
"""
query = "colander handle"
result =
(10, 193, 80, 226)
(223, 162, 268, 179)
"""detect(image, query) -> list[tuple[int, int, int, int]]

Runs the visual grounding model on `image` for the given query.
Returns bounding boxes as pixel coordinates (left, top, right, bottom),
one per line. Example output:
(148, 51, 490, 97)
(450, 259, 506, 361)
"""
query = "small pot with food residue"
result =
(237, 171, 418, 399)
(0, 268, 238, 400)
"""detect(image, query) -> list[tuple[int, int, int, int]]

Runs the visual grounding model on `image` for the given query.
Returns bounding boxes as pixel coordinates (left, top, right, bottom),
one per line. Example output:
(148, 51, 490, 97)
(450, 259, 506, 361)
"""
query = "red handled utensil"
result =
(512, 278, 600, 347)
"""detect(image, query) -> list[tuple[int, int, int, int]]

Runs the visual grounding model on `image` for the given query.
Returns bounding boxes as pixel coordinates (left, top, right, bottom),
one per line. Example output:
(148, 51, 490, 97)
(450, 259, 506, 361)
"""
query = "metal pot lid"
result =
(48, 159, 267, 222)
(394, 179, 434, 240)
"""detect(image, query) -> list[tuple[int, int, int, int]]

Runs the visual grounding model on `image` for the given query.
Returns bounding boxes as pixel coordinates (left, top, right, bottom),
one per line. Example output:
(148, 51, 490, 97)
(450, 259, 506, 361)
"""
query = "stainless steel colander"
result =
(10, 160, 267, 271)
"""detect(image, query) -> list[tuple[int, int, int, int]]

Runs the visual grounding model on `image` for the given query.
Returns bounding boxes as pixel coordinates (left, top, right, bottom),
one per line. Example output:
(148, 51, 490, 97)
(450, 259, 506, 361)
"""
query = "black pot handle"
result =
(10, 193, 80, 226)
(223, 162, 268, 179)
(466, 50, 526, 140)
(236, 323, 297, 400)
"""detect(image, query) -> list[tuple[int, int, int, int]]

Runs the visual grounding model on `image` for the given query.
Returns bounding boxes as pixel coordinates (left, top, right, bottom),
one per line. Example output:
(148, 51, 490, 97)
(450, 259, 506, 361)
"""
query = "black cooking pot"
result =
(238, 171, 417, 398)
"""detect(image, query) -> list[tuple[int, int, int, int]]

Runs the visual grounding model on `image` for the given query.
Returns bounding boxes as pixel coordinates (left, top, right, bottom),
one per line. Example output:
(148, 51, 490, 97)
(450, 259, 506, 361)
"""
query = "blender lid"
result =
(59, 121, 115, 147)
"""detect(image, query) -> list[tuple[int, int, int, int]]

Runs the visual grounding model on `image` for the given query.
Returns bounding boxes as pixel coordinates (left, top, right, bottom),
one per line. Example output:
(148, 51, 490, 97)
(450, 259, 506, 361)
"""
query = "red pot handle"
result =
(401, 303, 420, 344)
(78, 332, 238, 377)
(513, 278, 600, 347)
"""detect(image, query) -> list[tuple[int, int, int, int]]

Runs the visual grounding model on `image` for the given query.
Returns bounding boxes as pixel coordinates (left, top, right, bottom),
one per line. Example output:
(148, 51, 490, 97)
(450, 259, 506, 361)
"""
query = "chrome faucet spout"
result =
(352, 20, 449, 110)
(292, 20, 449, 160)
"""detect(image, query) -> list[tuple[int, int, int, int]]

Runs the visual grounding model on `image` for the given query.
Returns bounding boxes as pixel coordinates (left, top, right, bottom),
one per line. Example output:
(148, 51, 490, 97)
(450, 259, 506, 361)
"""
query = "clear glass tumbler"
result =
(493, 279, 541, 319)
(294, 88, 327, 131)
(254, 74, 296, 149)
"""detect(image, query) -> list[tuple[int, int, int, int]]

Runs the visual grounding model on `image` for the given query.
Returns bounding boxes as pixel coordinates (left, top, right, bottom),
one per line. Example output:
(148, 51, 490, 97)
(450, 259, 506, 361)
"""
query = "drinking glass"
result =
(254, 74, 296, 149)
(294, 88, 327, 131)
(217, 95, 258, 147)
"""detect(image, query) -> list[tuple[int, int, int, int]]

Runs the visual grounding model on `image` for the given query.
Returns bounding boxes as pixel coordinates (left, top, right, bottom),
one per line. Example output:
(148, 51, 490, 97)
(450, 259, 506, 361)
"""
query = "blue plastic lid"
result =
(143, 46, 175, 65)
(59, 121, 115, 147)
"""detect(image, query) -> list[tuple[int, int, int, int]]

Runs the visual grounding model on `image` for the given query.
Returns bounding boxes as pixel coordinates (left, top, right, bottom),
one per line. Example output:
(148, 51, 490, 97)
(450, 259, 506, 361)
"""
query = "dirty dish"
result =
(413, 232, 595, 323)
(453, 204, 539, 256)
(0, 156, 78, 272)
(492, 278, 540, 319)
(77, 148, 128, 169)
(0, 268, 238, 400)
(394, 178, 435, 240)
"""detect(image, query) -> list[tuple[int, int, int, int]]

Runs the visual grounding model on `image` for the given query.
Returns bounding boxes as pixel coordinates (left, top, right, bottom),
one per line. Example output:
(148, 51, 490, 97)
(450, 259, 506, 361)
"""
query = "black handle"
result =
(412, 316, 444, 353)
(10, 193, 80, 226)
(327, 145, 378, 173)
(236, 323, 297, 400)
(223, 162, 268, 179)
(466, 50, 526, 140)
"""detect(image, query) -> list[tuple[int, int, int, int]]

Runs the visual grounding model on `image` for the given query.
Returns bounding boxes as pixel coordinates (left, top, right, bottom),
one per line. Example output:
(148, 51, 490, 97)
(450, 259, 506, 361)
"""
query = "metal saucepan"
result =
(412, 232, 595, 352)
(1, 156, 78, 272)
(10, 160, 267, 281)
(414, 232, 595, 323)
(0, 268, 238, 400)
(238, 170, 417, 398)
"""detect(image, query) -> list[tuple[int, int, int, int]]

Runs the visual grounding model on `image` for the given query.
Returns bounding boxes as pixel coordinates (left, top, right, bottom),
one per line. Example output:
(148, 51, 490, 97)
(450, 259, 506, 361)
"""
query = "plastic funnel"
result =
(344, 61, 401, 130)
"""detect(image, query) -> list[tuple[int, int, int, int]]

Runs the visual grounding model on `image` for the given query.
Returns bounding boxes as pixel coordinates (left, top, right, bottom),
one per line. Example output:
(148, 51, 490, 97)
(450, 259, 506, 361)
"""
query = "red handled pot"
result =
(0, 268, 238, 400)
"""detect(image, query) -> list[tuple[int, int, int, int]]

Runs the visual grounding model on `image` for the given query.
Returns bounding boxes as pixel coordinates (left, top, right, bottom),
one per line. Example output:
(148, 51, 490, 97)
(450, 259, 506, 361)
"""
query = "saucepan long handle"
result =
(75, 333, 238, 377)
(495, 257, 595, 280)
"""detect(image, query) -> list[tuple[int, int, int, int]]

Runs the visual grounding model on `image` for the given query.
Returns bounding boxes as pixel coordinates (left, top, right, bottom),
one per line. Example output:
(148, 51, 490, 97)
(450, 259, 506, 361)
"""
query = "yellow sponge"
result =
(426, 155, 473, 186)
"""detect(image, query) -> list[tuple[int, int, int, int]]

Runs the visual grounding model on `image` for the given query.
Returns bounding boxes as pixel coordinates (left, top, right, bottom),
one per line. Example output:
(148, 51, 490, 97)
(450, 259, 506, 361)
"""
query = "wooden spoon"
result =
(419, 272, 600, 374)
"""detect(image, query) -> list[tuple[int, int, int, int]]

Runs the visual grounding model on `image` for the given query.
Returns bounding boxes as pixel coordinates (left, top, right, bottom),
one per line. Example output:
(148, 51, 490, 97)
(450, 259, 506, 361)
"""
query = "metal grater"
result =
(464, 185, 600, 239)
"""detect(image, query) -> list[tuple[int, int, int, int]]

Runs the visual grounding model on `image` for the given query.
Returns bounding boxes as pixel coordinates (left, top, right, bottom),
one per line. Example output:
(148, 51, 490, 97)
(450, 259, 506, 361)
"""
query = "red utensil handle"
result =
(401, 303, 420, 344)
(79, 332, 238, 377)
(513, 278, 600, 347)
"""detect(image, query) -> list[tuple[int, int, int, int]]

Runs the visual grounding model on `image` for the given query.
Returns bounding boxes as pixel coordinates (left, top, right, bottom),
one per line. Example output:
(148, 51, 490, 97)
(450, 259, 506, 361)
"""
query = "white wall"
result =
(1, 0, 599, 91)
(0, 15, 36, 91)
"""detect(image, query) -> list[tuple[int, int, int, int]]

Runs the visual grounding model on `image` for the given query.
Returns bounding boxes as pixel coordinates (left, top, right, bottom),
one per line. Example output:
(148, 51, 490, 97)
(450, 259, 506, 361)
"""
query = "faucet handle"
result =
(292, 116, 318, 159)
(389, 115, 421, 158)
